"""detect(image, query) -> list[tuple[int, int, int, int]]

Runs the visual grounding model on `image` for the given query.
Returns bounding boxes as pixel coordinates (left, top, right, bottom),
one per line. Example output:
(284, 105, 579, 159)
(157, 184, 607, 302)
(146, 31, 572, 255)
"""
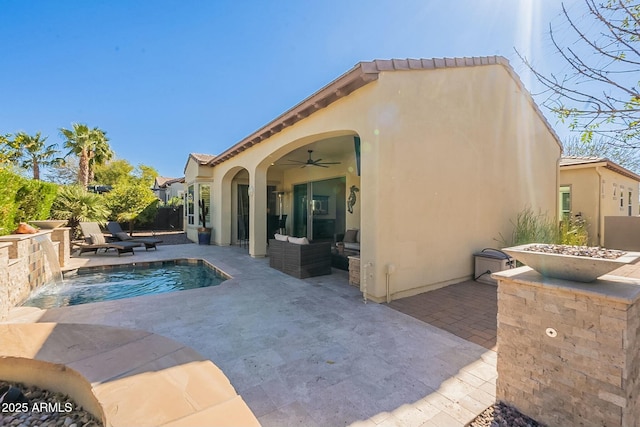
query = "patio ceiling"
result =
(268, 135, 355, 172)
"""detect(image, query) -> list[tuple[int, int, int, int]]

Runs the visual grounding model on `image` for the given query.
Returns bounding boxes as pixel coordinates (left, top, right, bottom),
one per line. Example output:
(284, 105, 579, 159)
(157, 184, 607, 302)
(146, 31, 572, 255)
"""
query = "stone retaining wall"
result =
(0, 229, 70, 320)
(494, 267, 640, 427)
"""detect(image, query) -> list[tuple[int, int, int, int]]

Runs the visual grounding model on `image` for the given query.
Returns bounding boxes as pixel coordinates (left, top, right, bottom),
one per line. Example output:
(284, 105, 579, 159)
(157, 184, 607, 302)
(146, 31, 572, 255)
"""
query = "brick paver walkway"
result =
(389, 261, 640, 351)
(388, 281, 498, 350)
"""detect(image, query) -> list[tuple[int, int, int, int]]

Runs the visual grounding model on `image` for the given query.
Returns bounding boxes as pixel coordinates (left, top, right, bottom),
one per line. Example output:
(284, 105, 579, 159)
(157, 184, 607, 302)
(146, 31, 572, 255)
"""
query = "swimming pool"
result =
(22, 260, 228, 309)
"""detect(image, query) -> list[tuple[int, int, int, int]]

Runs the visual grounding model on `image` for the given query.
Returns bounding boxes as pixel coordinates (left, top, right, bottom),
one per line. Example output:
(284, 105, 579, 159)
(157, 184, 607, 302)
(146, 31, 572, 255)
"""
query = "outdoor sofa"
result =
(268, 235, 332, 279)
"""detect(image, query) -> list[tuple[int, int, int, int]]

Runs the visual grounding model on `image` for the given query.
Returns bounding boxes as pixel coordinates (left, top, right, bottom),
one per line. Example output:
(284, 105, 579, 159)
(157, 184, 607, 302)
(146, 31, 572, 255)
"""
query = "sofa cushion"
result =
(274, 233, 289, 241)
(344, 242, 360, 251)
(344, 229, 358, 243)
(288, 236, 309, 245)
(115, 231, 132, 241)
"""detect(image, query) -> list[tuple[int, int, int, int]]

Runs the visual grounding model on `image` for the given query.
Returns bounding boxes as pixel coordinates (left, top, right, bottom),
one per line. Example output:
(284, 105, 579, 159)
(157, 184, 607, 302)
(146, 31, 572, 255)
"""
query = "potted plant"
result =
(197, 199, 212, 245)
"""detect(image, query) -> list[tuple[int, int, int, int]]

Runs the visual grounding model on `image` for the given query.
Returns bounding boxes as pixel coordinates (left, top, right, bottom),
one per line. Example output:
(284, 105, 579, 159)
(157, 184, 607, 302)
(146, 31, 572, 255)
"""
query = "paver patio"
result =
(6, 243, 497, 427)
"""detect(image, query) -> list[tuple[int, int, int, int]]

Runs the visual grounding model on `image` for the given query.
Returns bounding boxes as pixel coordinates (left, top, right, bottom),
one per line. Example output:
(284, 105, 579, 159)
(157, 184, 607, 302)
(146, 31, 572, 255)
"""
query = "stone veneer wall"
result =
(0, 229, 70, 320)
(494, 267, 640, 427)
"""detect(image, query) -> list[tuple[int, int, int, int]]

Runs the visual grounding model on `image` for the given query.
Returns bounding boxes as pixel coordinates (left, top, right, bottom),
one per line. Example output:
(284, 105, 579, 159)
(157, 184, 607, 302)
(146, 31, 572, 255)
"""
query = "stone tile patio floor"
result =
(7, 243, 499, 427)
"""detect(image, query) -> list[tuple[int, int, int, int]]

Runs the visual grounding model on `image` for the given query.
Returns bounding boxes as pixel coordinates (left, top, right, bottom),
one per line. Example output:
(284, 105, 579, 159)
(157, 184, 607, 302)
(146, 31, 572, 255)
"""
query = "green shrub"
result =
(0, 169, 22, 235)
(559, 214, 589, 246)
(51, 185, 110, 239)
(0, 169, 58, 235)
(15, 179, 58, 223)
(502, 207, 559, 246)
(500, 207, 590, 247)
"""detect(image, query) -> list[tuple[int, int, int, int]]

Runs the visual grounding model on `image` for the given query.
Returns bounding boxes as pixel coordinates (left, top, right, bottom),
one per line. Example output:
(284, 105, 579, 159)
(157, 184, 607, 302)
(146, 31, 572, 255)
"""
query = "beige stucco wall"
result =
(184, 158, 214, 241)
(559, 166, 639, 246)
(190, 63, 561, 302)
(367, 67, 560, 299)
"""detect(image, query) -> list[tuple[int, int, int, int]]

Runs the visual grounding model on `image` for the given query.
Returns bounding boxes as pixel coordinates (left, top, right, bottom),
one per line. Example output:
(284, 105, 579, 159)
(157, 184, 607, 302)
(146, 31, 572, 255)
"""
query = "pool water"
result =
(22, 262, 227, 309)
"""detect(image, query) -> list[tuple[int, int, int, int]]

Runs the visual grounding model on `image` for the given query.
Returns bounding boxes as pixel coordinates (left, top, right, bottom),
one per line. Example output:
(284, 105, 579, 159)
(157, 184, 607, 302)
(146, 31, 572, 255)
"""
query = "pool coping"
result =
(62, 257, 233, 281)
(0, 322, 260, 427)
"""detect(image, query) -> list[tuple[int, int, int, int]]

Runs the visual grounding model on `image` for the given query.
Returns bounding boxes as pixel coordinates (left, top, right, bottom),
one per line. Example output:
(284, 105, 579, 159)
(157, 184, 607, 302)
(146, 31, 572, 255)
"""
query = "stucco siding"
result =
(367, 66, 560, 298)
(559, 168, 600, 245)
(560, 166, 640, 246)
(188, 60, 561, 302)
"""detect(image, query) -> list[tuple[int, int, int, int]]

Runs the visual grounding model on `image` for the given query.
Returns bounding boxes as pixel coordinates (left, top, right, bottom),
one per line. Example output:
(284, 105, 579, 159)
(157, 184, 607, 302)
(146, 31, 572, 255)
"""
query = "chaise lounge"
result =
(268, 235, 332, 279)
(106, 221, 162, 250)
(76, 222, 142, 256)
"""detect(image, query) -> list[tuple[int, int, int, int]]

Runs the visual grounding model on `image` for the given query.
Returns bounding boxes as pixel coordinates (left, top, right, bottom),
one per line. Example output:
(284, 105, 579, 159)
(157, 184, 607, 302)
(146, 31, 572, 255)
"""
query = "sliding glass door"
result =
(293, 177, 346, 241)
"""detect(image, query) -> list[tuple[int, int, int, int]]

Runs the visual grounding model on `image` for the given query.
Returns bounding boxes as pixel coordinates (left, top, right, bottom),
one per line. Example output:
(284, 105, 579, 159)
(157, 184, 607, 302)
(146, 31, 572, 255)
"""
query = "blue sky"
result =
(1, 0, 580, 178)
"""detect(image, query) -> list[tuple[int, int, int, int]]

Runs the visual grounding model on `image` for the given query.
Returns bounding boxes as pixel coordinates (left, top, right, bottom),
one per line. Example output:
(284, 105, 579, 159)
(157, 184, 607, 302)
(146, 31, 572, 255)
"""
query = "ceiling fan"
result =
(282, 150, 341, 168)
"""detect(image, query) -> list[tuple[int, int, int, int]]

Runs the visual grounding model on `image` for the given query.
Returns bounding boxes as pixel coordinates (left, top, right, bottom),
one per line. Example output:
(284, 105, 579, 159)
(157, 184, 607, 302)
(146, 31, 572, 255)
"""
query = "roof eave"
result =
(208, 62, 378, 166)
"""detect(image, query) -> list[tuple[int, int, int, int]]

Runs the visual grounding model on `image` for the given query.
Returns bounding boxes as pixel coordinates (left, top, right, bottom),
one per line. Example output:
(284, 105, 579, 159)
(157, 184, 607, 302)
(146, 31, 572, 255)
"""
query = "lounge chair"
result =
(76, 222, 141, 256)
(106, 221, 162, 250)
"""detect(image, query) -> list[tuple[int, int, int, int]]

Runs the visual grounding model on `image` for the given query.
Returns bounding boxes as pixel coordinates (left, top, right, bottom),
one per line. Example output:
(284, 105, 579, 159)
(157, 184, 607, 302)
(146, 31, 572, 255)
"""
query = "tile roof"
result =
(206, 56, 560, 167)
(560, 156, 640, 181)
(559, 156, 606, 166)
(183, 153, 216, 173)
(154, 176, 185, 188)
(190, 153, 216, 164)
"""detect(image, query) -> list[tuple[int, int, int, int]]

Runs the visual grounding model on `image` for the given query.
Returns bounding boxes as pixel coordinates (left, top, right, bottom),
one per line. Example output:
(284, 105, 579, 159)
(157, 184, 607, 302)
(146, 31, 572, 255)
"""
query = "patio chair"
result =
(76, 222, 141, 256)
(106, 221, 162, 250)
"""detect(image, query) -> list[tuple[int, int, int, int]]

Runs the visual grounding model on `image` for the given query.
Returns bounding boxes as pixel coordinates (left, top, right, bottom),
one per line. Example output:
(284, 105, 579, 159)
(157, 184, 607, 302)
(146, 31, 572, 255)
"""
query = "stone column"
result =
(0, 243, 10, 320)
(494, 267, 640, 427)
(51, 227, 71, 267)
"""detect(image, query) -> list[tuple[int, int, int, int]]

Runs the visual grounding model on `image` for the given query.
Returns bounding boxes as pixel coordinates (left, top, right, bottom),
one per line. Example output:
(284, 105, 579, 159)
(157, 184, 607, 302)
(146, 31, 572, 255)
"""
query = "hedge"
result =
(0, 169, 58, 236)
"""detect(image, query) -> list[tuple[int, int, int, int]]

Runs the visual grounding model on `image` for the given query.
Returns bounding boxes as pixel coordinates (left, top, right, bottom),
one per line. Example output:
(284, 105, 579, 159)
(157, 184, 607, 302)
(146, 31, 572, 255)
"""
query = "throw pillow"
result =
(344, 229, 358, 243)
(274, 233, 289, 242)
(90, 233, 106, 245)
(288, 236, 309, 245)
(115, 232, 132, 241)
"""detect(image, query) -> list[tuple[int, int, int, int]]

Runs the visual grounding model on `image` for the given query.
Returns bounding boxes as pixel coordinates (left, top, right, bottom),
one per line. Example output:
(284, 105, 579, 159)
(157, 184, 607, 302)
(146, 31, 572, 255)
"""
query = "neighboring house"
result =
(559, 156, 640, 246)
(184, 56, 562, 302)
(152, 176, 185, 204)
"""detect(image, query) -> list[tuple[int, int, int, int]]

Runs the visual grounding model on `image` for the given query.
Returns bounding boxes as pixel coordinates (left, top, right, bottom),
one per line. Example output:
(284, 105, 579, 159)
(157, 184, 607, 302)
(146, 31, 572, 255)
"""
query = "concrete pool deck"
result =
(5, 243, 497, 427)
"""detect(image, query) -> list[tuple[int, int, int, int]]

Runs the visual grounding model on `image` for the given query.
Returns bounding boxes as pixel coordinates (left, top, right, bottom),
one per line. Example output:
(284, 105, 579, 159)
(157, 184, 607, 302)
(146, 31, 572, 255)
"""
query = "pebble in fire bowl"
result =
(501, 243, 640, 283)
(28, 220, 68, 229)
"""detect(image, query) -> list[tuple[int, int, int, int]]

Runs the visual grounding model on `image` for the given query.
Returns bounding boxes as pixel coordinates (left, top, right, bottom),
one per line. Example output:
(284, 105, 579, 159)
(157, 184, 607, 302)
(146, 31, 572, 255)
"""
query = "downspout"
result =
(596, 166, 604, 246)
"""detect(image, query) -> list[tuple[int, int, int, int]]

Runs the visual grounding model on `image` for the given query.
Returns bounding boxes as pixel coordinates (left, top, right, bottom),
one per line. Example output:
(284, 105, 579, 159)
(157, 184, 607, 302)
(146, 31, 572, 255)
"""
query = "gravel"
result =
(523, 244, 626, 259)
(0, 381, 102, 427)
(468, 402, 545, 427)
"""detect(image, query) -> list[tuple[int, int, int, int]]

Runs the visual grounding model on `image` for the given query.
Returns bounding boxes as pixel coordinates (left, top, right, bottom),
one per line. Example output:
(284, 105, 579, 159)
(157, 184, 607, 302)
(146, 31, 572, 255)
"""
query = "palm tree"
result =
(60, 123, 113, 187)
(50, 185, 110, 239)
(88, 131, 113, 184)
(13, 132, 61, 180)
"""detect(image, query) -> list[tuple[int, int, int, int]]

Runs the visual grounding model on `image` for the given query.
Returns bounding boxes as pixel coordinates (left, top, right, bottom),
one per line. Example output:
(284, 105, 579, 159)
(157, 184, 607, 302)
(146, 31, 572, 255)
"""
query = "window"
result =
(629, 191, 633, 216)
(559, 186, 571, 221)
(199, 184, 211, 227)
(621, 188, 625, 210)
(187, 185, 195, 225)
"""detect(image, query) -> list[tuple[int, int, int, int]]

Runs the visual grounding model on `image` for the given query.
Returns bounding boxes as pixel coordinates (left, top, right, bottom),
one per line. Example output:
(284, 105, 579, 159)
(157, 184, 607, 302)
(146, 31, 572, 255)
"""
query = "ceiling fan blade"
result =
(313, 158, 323, 163)
(285, 159, 308, 164)
(316, 161, 341, 165)
(314, 164, 329, 168)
